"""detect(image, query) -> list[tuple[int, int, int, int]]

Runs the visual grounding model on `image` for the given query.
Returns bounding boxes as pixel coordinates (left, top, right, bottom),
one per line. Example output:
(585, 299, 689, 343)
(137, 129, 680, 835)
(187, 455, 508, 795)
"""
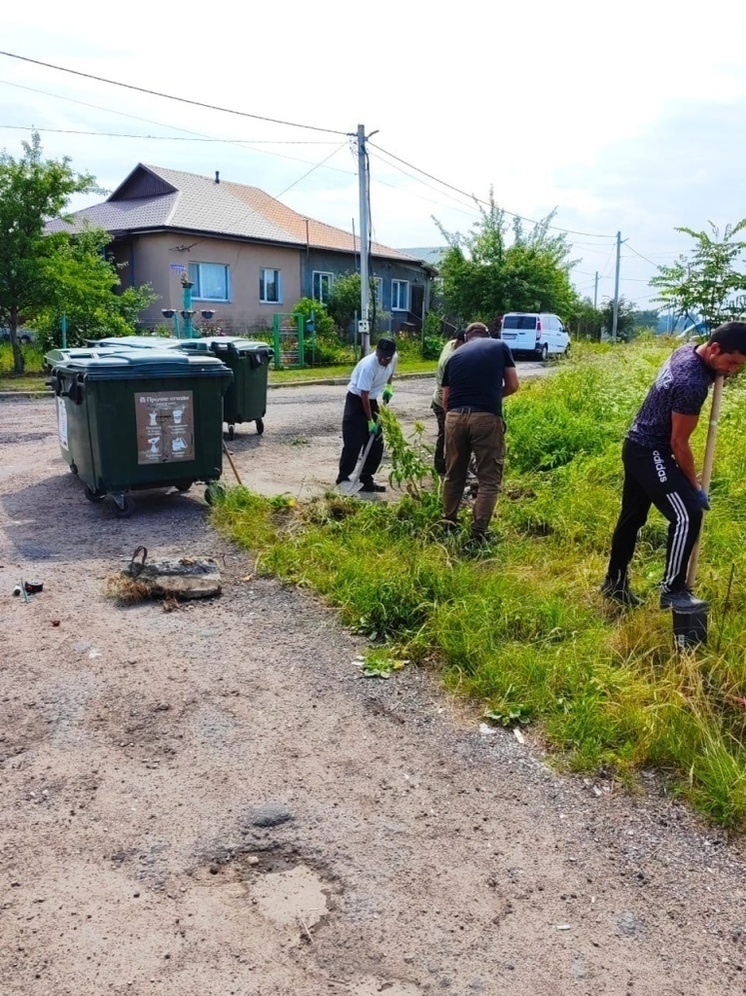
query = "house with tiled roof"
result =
(48, 164, 435, 333)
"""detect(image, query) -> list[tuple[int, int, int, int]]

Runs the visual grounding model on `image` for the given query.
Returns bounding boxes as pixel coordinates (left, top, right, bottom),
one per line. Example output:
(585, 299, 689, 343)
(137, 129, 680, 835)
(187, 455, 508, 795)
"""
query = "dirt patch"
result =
(2, 380, 746, 995)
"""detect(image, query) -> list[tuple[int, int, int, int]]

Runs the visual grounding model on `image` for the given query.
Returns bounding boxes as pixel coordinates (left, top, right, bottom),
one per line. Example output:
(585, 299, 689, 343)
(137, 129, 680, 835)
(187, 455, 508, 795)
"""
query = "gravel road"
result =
(2, 368, 746, 996)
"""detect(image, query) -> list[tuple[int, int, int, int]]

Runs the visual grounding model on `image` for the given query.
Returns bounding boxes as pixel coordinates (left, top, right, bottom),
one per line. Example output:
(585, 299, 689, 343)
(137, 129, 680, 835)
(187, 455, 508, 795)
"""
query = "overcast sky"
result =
(2, 0, 746, 314)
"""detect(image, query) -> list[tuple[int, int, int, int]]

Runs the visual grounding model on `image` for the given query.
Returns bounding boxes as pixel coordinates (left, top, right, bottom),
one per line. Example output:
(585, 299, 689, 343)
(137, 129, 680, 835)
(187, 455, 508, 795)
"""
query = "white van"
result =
(500, 313, 570, 359)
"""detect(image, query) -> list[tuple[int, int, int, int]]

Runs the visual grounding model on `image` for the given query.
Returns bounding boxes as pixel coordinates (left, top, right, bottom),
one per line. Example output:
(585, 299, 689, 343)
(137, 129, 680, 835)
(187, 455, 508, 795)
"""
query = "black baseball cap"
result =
(376, 337, 397, 356)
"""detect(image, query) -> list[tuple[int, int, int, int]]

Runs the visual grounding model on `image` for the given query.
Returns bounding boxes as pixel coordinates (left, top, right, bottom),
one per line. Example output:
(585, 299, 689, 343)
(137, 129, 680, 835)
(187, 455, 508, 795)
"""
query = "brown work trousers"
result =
(443, 410, 506, 534)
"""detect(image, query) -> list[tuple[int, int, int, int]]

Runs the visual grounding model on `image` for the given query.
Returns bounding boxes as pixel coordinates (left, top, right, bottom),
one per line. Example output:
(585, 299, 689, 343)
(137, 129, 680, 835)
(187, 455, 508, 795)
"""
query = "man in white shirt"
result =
(336, 337, 397, 493)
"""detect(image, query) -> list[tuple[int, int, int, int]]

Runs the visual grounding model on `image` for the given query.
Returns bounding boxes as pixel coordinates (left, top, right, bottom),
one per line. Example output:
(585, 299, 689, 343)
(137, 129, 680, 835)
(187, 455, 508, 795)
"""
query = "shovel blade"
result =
(336, 479, 364, 496)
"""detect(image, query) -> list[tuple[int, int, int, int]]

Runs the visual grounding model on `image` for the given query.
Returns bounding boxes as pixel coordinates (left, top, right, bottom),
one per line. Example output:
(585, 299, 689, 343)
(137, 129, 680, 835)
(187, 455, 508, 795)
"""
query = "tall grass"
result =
(0, 343, 44, 376)
(213, 339, 746, 828)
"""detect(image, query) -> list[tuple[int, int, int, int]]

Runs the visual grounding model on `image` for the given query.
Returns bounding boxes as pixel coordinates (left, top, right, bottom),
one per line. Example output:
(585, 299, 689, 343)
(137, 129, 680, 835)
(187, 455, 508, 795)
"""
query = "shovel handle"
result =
(222, 442, 244, 487)
(687, 375, 724, 588)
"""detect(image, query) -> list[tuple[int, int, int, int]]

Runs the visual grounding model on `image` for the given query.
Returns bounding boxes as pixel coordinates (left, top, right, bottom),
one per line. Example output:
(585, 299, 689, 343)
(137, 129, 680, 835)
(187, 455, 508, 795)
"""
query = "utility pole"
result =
(611, 231, 622, 344)
(593, 272, 599, 311)
(357, 124, 371, 354)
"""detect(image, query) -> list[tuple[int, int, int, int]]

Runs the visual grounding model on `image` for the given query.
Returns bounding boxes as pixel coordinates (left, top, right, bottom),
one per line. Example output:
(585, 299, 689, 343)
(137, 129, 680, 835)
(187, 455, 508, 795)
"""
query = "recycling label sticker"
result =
(57, 397, 68, 449)
(135, 390, 195, 464)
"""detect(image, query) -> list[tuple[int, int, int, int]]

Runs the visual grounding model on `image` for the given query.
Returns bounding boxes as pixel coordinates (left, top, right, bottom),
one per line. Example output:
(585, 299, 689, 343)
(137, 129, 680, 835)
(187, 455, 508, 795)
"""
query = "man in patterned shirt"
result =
(602, 322, 746, 612)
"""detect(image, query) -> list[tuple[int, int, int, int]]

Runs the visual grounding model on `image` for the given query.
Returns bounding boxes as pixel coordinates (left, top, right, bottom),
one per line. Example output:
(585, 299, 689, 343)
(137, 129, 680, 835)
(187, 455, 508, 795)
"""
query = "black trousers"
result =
(336, 393, 383, 486)
(606, 438, 703, 592)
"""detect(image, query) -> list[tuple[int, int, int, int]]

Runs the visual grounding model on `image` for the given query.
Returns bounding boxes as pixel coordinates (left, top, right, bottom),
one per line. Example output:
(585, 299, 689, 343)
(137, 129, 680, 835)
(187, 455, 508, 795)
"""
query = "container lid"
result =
(87, 336, 185, 349)
(207, 338, 273, 355)
(50, 348, 233, 380)
(45, 346, 107, 365)
(87, 335, 272, 356)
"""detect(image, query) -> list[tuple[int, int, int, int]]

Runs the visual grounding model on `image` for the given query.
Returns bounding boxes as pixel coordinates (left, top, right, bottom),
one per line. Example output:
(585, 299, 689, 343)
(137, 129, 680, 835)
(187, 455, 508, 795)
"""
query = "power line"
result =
(1, 51, 669, 271)
(0, 50, 349, 136)
(367, 149, 483, 229)
(369, 145, 483, 216)
(369, 140, 616, 240)
(598, 244, 616, 280)
(625, 242, 664, 267)
(273, 142, 349, 199)
(0, 81, 359, 181)
(0, 123, 340, 145)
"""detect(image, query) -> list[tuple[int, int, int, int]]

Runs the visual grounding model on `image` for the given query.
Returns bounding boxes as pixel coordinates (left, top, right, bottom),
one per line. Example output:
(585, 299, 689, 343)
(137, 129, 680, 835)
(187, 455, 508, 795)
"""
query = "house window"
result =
(188, 262, 230, 302)
(260, 268, 281, 304)
(372, 277, 383, 309)
(312, 271, 334, 303)
(392, 279, 409, 312)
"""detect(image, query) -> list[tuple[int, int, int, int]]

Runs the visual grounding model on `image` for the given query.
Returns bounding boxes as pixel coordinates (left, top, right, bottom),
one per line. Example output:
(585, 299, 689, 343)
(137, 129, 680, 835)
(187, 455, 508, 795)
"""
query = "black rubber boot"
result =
(600, 574, 643, 608)
(659, 587, 709, 612)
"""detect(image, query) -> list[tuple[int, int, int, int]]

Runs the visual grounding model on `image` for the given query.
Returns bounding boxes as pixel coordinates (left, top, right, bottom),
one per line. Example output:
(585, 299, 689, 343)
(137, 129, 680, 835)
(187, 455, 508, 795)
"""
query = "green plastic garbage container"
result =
(47, 348, 233, 516)
(91, 336, 274, 439)
(43, 346, 116, 475)
(184, 339, 273, 439)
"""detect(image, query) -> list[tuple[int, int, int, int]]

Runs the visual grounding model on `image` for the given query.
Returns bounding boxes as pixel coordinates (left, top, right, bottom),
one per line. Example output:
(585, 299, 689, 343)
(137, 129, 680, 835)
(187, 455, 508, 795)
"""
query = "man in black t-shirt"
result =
(441, 322, 519, 541)
(602, 321, 746, 612)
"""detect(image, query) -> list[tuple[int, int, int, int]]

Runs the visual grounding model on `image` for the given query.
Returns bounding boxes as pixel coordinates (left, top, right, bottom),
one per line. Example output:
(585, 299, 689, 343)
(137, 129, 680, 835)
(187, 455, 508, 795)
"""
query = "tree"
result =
(0, 132, 100, 373)
(600, 296, 637, 342)
(650, 221, 746, 333)
(326, 272, 361, 336)
(502, 214, 578, 317)
(435, 192, 579, 325)
(435, 191, 506, 324)
(325, 273, 386, 339)
(570, 298, 605, 342)
(32, 225, 157, 351)
(631, 308, 660, 331)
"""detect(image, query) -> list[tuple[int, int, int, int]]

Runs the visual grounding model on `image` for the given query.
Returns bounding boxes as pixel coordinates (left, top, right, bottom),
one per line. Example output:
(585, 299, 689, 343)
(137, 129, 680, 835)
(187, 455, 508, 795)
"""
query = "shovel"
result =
(672, 374, 724, 649)
(337, 431, 378, 496)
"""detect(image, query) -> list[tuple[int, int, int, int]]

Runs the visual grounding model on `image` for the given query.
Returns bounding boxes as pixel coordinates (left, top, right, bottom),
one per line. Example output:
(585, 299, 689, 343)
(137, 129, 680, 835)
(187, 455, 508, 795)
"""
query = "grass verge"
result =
(212, 339, 746, 829)
(0, 344, 46, 391)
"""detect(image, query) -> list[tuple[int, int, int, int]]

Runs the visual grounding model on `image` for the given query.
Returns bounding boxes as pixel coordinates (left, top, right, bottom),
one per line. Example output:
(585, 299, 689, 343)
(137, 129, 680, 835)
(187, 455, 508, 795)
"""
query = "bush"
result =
(290, 297, 353, 365)
(418, 310, 445, 359)
(292, 297, 336, 339)
(327, 273, 361, 334)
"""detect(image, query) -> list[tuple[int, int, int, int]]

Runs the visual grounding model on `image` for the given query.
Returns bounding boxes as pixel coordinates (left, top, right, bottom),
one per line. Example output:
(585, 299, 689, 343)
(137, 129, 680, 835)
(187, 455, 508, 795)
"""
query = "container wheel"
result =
(84, 484, 105, 502)
(204, 483, 225, 506)
(256, 418, 265, 435)
(112, 495, 135, 518)
(70, 462, 79, 475)
(173, 481, 193, 492)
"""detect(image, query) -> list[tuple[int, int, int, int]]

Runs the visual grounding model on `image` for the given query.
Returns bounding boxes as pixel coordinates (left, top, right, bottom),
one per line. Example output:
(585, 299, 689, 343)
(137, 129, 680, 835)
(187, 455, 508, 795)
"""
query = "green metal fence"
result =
(271, 313, 316, 370)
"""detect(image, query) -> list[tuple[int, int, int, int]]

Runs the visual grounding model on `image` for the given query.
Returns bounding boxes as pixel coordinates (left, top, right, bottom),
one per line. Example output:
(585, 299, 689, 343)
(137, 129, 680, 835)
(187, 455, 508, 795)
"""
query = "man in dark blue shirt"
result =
(441, 322, 519, 542)
(602, 322, 746, 611)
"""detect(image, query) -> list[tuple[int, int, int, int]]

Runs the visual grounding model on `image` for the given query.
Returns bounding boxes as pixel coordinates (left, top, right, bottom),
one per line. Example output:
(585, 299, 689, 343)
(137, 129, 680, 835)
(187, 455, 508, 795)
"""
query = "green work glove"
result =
(382, 384, 394, 403)
(367, 418, 378, 435)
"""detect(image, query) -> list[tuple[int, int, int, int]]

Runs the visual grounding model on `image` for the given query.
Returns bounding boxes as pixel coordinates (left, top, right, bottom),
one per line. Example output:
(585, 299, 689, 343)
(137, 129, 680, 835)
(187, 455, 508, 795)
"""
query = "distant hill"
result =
(398, 246, 448, 270)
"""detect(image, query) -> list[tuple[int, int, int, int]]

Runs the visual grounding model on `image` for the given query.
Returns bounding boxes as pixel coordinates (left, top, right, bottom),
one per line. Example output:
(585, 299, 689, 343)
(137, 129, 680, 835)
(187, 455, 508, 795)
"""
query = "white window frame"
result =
(260, 267, 282, 304)
(188, 262, 231, 302)
(312, 271, 334, 303)
(391, 279, 409, 312)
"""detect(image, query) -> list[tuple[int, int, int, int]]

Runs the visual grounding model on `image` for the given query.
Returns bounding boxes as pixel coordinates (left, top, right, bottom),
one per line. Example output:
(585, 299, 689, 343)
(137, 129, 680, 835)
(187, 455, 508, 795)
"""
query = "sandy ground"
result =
(2, 370, 746, 996)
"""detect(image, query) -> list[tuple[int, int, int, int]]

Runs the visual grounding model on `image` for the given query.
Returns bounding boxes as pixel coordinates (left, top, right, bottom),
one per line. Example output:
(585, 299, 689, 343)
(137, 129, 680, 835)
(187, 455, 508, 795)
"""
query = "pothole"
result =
(251, 864, 328, 928)
(191, 841, 338, 942)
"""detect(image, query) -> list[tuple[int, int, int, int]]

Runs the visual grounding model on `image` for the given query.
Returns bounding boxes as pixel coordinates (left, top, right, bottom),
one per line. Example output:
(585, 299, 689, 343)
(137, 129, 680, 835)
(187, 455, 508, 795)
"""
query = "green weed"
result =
(213, 341, 746, 829)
